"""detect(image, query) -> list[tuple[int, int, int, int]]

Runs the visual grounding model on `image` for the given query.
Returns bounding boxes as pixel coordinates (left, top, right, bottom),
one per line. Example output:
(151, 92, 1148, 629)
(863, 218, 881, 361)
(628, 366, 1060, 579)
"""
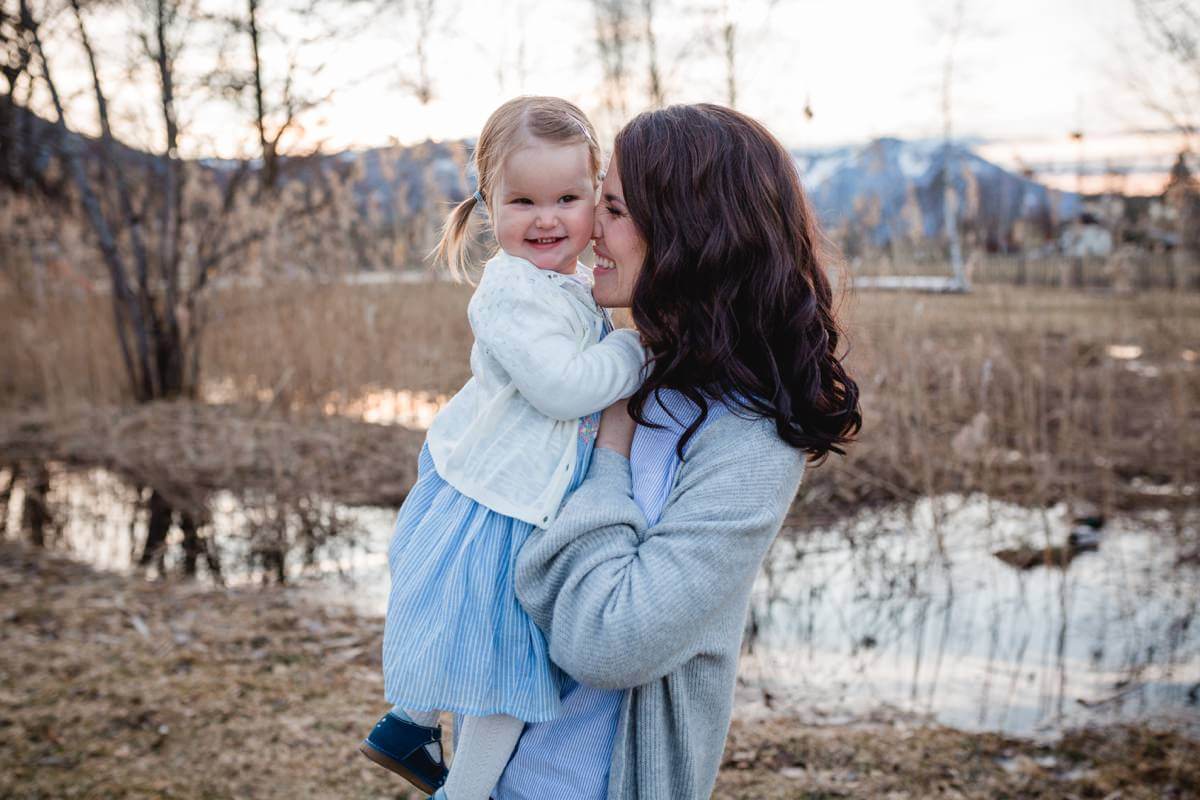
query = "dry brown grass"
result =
(0, 278, 476, 412)
(0, 402, 424, 514)
(200, 280, 476, 407)
(2, 277, 1198, 523)
(3, 541, 1196, 800)
(717, 714, 1200, 799)
(821, 286, 1200, 521)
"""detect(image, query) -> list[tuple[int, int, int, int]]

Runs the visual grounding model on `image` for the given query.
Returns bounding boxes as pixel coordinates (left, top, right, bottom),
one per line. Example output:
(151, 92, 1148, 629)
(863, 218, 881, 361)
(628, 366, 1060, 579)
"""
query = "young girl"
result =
(359, 97, 646, 800)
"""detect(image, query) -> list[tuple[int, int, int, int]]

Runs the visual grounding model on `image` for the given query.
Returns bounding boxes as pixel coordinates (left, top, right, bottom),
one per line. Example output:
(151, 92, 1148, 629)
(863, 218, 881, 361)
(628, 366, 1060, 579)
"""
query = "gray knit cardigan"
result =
(515, 411, 806, 799)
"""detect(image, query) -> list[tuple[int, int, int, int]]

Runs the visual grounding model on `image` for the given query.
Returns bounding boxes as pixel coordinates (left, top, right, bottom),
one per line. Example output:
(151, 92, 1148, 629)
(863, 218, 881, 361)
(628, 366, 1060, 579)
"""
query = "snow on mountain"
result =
(6, 97, 1084, 254)
(794, 137, 1083, 249)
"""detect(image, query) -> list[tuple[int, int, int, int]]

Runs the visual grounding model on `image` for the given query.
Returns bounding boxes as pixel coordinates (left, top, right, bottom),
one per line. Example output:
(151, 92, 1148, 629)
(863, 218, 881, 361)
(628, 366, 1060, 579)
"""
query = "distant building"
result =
(1164, 152, 1200, 256)
(1059, 213, 1114, 258)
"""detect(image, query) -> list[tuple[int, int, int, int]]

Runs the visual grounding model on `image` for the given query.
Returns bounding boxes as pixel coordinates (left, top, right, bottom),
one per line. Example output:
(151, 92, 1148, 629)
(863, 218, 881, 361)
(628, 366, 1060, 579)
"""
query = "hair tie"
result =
(472, 189, 484, 204)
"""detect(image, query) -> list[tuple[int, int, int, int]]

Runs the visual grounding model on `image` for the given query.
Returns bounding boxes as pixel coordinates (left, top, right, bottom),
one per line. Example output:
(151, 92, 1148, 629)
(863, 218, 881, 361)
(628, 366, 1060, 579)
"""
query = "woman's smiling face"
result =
(591, 155, 646, 309)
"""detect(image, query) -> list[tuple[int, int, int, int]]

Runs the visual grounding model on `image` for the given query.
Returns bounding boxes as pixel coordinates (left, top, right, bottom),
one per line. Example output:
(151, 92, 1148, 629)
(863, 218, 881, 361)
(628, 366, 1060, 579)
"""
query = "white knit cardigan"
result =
(425, 251, 646, 526)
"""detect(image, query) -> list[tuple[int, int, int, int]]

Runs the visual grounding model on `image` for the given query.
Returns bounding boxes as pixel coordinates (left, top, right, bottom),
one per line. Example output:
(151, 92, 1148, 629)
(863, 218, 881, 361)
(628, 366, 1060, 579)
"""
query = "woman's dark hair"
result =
(614, 103, 861, 462)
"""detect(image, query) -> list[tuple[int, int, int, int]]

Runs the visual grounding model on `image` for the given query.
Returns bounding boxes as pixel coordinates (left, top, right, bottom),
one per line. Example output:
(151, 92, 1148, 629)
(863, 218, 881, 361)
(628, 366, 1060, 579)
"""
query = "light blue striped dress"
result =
(382, 416, 600, 722)
(485, 390, 729, 800)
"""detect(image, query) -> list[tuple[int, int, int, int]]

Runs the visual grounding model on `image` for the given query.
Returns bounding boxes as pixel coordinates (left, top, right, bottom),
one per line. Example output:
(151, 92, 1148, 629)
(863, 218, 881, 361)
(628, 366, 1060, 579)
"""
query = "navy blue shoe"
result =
(359, 711, 447, 794)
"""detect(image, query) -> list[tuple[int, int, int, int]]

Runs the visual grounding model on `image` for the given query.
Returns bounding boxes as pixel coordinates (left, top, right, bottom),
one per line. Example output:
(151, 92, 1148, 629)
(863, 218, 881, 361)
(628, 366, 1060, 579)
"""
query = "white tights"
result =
(403, 708, 523, 800)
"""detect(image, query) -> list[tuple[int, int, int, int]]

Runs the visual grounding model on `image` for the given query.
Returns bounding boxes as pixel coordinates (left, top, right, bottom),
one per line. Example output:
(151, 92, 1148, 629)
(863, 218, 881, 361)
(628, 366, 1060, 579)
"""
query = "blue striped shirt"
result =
(489, 390, 727, 800)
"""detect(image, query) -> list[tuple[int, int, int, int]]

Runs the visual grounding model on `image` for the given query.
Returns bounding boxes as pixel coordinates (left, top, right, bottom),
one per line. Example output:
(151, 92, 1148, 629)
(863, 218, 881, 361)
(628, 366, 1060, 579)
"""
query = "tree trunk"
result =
(178, 511, 221, 579)
(641, 0, 664, 107)
(139, 489, 173, 568)
(247, 0, 275, 193)
(19, 464, 51, 547)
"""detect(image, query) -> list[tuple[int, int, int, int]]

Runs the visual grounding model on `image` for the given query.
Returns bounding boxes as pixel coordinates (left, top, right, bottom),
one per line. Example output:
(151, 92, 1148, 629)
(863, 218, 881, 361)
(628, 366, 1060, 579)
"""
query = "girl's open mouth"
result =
(526, 236, 565, 250)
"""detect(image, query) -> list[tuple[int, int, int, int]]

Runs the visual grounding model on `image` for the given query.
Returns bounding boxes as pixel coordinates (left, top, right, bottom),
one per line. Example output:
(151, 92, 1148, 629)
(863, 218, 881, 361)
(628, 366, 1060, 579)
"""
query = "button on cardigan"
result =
(425, 252, 646, 527)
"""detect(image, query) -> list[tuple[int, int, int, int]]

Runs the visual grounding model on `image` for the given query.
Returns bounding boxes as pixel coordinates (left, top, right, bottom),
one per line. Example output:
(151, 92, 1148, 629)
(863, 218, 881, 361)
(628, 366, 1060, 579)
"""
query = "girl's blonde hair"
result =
(434, 96, 602, 280)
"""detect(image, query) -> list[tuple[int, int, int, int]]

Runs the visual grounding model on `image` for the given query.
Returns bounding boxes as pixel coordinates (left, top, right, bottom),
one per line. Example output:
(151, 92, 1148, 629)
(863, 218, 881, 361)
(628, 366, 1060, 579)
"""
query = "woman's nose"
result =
(592, 212, 603, 240)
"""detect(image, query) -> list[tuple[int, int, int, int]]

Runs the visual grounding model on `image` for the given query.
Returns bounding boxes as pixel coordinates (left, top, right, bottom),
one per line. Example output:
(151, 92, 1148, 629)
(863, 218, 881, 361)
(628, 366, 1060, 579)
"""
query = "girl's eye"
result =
(512, 198, 533, 205)
(559, 195, 578, 204)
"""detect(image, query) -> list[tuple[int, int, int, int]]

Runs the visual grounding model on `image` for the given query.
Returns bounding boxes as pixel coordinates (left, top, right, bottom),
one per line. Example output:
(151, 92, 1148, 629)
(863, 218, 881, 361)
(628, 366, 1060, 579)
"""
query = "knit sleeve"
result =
(514, 417, 806, 690)
(469, 257, 647, 421)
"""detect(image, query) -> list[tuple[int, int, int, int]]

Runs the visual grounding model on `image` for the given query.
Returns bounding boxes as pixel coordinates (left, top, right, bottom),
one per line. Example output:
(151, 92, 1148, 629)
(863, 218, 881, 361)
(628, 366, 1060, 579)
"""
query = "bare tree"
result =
(398, 0, 438, 104)
(592, 0, 689, 120)
(592, 0, 635, 131)
(1, 0, 39, 191)
(1164, 151, 1200, 285)
(696, 0, 789, 111)
(641, 0, 664, 107)
(931, 0, 971, 290)
(1128, 0, 1200, 144)
(16, 0, 338, 568)
(203, 0, 336, 194)
(246, 0, 310, 190)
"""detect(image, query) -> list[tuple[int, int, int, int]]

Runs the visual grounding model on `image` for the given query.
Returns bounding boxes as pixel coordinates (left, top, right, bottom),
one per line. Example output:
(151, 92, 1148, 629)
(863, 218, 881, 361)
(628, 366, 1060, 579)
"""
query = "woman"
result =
(490, 104, 861, 799)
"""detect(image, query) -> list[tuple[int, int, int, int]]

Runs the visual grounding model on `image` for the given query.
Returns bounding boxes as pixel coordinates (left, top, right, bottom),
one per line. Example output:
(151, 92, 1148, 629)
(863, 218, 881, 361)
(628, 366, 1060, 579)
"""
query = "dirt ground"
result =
(2, 542, 1197, 800)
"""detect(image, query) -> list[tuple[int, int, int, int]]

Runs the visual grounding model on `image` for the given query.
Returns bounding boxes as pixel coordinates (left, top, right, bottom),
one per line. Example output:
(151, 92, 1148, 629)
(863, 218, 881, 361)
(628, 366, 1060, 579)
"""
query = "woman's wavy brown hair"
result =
(615, 104, 861, 462)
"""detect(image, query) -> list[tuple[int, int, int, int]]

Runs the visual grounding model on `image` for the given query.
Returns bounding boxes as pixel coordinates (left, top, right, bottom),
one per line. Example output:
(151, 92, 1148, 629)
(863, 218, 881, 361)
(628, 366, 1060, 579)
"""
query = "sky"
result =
(34, 0, 1189, 193)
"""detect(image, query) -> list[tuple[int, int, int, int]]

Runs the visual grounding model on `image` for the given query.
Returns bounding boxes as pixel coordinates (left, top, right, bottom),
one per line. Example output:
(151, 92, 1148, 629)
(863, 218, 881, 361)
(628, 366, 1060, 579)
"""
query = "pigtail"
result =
(432, 192, 482, 282)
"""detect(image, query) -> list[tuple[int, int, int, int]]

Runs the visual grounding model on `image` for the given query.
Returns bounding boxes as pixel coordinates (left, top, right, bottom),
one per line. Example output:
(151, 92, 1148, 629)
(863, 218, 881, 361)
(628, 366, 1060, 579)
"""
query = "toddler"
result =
(358, 97, 645, 800)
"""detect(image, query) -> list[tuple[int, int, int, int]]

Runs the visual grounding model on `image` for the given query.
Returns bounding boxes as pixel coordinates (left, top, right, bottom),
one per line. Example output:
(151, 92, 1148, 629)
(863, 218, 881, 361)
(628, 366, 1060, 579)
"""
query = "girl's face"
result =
(492, 140, 596, 274)
(591, 155, 645, 309)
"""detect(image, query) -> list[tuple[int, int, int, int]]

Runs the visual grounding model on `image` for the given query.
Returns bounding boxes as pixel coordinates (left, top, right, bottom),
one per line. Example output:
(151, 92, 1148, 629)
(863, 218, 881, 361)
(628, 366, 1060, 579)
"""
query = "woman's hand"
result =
(596, 398, 636, 458)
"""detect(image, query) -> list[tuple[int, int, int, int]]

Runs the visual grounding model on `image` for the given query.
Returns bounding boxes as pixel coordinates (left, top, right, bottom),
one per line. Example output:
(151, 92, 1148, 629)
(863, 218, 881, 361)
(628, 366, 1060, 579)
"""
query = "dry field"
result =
(2, 278, 1197, 527)
(2, 541, 1196, 800)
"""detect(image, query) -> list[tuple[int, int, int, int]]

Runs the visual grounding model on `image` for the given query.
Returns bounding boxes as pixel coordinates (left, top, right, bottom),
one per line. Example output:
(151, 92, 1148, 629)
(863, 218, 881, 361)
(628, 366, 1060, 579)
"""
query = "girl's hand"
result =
(596, 398, 636, 458)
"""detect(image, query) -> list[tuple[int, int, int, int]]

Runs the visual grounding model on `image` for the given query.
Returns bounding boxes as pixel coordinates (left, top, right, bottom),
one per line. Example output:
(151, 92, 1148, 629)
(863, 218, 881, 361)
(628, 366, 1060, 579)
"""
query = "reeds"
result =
(2, 273, 1197, 522)
(827, 286, 1199, 522)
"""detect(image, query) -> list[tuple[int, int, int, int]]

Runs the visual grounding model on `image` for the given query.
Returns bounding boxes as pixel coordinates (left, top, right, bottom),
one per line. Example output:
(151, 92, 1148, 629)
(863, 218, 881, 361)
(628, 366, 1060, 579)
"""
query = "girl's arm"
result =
(469, 259, 646, 421)
(513, 415, 806, 690)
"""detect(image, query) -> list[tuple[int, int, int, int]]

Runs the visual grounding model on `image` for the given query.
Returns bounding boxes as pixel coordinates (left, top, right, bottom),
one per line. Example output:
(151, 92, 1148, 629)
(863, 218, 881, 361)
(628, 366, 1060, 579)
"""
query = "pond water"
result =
(6, 467, 1198, 738)
(740, 496, 1198, 735)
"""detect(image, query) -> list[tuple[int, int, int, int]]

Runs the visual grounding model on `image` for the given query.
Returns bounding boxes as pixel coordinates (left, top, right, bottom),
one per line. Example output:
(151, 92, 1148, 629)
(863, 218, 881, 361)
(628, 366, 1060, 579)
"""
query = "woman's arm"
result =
(514, 415, 806, 690)
(594, 398, 636, 458)
(469, 259, 646, 421)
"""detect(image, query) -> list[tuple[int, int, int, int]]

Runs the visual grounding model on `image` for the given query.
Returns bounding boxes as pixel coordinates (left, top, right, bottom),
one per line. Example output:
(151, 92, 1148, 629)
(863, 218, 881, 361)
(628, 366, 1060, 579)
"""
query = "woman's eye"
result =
(605, 204, 624, 218)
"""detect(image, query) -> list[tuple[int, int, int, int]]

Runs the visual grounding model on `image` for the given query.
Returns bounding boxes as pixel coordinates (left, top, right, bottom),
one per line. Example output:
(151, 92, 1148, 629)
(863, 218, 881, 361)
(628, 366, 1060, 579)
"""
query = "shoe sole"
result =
(358, 739, 440, 795)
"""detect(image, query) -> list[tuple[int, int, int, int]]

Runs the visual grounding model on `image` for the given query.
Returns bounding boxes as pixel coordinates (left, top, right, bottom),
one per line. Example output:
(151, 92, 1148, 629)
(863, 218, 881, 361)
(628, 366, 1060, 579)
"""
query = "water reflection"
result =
(5, 465, 394, 586)
(10, 468, 1199, 737)
(740, 496, 1199, 735)
(201, 381, 448, 430)
(320, 388, 448, 428)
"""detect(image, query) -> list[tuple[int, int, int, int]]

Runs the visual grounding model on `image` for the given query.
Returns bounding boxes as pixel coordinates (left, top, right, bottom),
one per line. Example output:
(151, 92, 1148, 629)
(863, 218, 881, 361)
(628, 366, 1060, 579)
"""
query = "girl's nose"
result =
(535, 210, 557, 228)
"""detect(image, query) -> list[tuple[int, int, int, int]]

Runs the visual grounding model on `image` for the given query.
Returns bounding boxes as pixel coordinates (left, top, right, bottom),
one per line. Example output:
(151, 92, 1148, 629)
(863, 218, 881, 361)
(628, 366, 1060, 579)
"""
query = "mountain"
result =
(347, 141, 470, 218)
(5, 101, 1083, 254)
(204, 135, 1083, 251)
(794, 137, 1083, 250)
(1, 98, 167, 194)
